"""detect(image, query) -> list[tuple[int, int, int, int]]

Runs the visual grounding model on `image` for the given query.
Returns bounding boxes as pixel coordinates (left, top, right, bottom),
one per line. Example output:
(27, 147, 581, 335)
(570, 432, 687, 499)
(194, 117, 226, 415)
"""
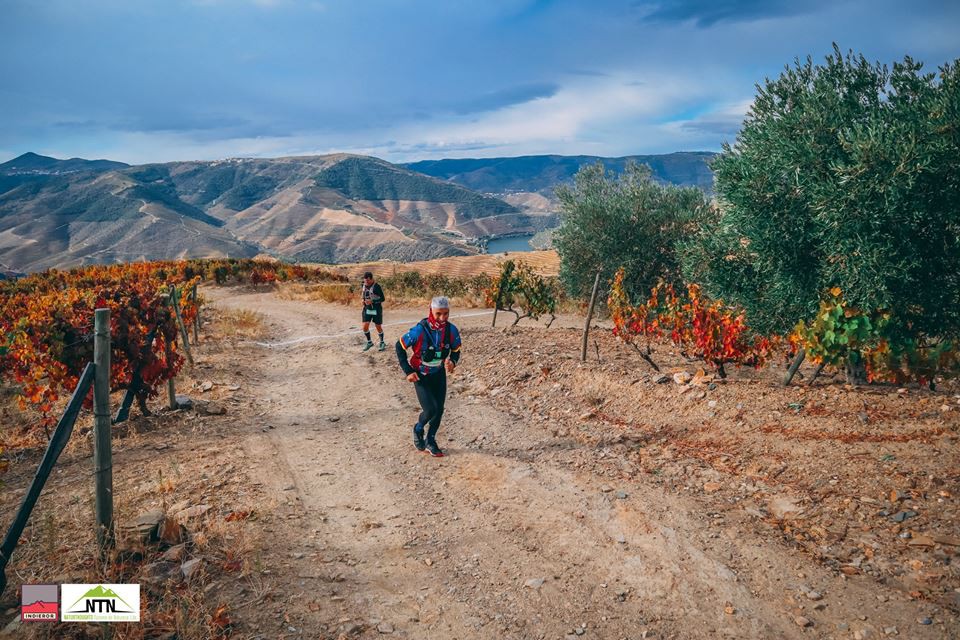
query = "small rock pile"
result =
(118, 503, 212, 592)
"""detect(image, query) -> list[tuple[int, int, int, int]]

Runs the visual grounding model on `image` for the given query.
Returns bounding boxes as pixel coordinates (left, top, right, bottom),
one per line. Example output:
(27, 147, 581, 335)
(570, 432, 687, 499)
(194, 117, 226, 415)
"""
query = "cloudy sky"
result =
(1, 0, 957, 164)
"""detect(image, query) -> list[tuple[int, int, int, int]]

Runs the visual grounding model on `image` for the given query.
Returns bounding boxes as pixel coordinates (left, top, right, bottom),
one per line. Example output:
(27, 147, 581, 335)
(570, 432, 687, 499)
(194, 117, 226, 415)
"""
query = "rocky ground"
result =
(0, 286, 957, 639)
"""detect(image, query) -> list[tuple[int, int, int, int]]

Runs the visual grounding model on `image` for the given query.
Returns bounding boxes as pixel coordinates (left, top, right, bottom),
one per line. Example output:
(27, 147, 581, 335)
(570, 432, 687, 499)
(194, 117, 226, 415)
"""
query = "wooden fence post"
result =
(492, 279, 503, 328)
(0, 363, 95, 595)
(580, 271, 602, 363)
(165, 338, 177, 410)
(93, 308, 114, 556)
(160, 296, 178, 410)
(169, 286, 194, 366)
(491, 261, 516, 328)
(191, 283, 200, 343)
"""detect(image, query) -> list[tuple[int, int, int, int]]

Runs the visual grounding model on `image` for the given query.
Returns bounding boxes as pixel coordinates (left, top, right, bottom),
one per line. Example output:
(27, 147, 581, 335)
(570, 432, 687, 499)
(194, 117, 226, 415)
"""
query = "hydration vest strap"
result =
(419, 320, 450, 350)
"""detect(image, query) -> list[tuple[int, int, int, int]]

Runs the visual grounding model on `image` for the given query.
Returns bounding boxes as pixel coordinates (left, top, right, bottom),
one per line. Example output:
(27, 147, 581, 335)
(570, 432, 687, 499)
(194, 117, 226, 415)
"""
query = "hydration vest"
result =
(419, 319, 451, 366)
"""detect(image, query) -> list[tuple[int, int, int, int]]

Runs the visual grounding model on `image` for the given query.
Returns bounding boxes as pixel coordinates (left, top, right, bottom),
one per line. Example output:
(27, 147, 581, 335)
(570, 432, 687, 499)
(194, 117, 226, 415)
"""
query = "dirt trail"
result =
(209, 289, 952, 640)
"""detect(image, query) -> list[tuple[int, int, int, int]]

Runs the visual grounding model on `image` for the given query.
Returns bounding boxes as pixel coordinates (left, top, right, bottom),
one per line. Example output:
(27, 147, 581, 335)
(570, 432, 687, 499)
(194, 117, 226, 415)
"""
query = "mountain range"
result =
(0, 151, 714, 273)
(403, 152, 715, 194)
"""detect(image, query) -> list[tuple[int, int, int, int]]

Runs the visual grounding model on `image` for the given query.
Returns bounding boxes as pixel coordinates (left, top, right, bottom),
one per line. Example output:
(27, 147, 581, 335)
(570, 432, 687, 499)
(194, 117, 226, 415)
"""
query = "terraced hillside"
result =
(0, 153, 554, 271)
(327, 249, 561, 280)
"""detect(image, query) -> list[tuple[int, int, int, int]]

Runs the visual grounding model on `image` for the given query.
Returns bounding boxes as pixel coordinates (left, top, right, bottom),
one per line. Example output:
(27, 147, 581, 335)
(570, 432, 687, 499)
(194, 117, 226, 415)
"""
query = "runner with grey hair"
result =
(395, 296, 462, 457)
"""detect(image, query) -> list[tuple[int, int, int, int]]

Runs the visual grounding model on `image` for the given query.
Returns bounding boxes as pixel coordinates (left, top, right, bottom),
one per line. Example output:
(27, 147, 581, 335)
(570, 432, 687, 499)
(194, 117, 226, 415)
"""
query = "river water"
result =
(485, 234, 535, 254)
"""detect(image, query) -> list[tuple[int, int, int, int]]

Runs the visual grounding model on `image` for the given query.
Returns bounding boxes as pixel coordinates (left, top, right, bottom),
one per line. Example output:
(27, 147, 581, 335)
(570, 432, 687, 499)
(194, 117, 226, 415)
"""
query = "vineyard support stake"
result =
(93, 308, 115, 556)
(492, 260, 516, 328)
(581, 271, 601, 362)
(169, 285, 194, 366)
(808, 361, 826, 386)
(0, 363, 95, 596)
(165, 337, 177, 410)
(191, 283, 200, 342)
(492, 275, 504, 328)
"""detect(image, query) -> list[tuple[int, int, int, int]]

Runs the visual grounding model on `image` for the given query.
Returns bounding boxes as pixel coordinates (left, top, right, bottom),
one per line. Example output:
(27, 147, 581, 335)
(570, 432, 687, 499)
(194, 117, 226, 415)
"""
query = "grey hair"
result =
(431, 296, 450, 309)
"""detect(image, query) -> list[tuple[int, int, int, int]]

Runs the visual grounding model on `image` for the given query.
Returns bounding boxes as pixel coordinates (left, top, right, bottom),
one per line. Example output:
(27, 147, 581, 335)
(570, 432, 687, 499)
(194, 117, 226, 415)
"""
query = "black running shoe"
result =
(413, 425, 426, 451)
(426, 439, 444, 457)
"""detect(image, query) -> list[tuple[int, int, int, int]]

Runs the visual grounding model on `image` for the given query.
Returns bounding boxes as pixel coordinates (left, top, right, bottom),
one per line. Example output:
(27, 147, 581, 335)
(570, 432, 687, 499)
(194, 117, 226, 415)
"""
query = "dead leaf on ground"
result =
(225, 510, 252, 522)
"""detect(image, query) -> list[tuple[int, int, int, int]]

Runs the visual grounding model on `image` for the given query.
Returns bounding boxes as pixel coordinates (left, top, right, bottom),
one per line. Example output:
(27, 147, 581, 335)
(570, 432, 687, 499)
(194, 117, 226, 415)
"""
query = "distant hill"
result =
(0, 163, 260, 272)
(0, 153, 555, 272)
(402, 152, 716, 195)
(0, 152, 128, 175)
(0, 152, 129, 198)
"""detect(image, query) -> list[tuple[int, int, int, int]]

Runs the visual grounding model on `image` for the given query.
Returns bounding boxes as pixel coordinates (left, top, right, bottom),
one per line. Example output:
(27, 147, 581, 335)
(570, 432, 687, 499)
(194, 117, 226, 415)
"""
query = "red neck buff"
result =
(427, 307, 447, 331)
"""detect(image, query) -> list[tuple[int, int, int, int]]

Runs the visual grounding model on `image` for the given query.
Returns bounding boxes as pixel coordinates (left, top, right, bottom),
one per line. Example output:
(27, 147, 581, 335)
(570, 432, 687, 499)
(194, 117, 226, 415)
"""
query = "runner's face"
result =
(432, 308, 449, 322)
(363, 277, 372, 286)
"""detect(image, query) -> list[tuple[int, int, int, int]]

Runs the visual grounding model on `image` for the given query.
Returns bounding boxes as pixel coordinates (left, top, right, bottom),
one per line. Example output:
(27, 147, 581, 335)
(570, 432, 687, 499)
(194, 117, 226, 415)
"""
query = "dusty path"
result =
(209, 289, 952, 640)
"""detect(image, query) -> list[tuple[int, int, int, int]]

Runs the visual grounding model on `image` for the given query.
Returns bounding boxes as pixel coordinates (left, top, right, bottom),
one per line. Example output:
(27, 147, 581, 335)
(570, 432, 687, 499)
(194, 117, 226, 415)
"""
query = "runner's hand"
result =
(406, 372, 420, 382)
(445, 361, 456, 374)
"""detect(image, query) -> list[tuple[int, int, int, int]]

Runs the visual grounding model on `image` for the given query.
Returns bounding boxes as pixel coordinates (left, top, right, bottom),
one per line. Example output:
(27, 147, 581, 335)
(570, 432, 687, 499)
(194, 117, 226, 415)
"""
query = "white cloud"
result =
(664, 98, 752, 139)
(392, 75, 712, 155)
(37, 73, 737, 164)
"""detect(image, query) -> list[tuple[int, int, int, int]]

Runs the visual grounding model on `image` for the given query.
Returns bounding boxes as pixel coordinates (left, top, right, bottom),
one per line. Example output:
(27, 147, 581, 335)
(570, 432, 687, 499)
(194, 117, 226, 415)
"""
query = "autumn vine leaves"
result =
(608, 268, 775, 378)
(609, 272, 958, 384)
(0, 259, 346, 435)
(0, 263, 198, 432)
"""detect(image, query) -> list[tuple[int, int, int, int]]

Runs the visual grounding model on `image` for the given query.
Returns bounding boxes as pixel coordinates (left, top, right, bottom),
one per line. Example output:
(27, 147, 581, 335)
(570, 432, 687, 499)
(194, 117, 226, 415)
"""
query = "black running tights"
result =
(414, 370, 447, 440)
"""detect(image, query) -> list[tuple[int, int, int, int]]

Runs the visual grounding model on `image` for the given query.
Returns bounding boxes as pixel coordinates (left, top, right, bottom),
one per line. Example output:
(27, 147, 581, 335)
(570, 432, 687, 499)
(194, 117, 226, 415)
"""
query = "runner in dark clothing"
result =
(396, 296, 462, 457)
(360, 271, 386, 351)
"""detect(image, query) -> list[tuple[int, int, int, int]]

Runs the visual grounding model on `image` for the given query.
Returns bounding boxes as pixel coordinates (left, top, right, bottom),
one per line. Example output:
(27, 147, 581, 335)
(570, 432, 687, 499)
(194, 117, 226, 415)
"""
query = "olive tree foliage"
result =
(682, 45, 960, 337)
(553, 161, 710, 302)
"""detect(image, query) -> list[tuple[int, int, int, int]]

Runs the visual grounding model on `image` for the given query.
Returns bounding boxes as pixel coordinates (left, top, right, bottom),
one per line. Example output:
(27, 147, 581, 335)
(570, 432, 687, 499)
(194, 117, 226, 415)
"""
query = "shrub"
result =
(554, 161, 710, 302)
(488, 260, 560, 327)
(609, 267, 777, 377)
(684, 46, 960, 348)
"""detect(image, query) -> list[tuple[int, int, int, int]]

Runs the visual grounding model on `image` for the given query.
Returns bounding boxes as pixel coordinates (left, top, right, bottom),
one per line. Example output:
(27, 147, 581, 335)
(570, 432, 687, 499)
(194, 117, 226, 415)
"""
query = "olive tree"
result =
(683, 46, 960, 342)
(554, 161, 710, 302)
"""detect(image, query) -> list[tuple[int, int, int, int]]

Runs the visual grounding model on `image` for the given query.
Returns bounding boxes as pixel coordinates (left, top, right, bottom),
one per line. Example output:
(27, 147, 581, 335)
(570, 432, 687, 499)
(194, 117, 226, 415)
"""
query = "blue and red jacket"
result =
(397, 320, 462, 376)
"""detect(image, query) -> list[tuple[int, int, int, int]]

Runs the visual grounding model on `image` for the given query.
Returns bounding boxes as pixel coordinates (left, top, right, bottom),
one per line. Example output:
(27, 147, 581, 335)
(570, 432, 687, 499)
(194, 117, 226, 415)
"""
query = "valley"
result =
(0, 151, 713, 273)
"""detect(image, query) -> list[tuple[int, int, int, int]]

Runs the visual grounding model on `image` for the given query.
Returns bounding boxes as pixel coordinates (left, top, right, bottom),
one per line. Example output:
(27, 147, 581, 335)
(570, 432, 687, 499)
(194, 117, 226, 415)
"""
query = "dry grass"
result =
(7, 447, 261, 639)
(309, 249, 562, 279)
(276, 280, 492, 309)
(573, 369, 613, 408)
(276, 281, 356, 305)
(1, 303, 273, 639)
(213, 308, 266, 340)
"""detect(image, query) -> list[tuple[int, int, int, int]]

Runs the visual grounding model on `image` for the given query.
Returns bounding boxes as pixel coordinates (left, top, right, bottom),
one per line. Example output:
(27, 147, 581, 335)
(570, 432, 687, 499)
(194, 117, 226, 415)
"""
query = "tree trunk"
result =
(783, 348, 806, 386)
(580, 271, 601, 363)
(845, 352, 868, 385)
(808, 362, 825, 386)
(492, 280, 504, 328)
(136, 390, 151, 416)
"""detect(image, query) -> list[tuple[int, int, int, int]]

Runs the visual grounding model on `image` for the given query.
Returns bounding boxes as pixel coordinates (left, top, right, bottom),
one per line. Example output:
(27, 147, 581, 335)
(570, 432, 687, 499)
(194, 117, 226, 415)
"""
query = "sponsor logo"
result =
(61, 584, 140, 622)
(21, 584, 59, 622)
